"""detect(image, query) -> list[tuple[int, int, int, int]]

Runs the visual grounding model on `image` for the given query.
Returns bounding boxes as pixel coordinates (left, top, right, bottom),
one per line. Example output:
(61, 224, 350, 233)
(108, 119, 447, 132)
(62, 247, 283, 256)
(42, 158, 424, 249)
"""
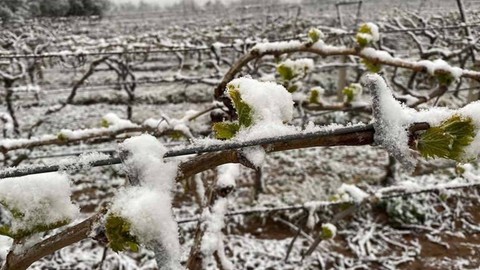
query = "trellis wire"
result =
(0, 124, 374, 178)
(176, 180, 480, 224)
(2, 22, 480, 60)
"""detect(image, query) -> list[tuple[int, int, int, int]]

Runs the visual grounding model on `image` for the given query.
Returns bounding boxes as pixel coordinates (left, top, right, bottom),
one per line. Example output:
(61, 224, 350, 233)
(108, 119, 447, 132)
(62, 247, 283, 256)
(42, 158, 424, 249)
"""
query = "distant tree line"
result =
(0, 0, 110, 24)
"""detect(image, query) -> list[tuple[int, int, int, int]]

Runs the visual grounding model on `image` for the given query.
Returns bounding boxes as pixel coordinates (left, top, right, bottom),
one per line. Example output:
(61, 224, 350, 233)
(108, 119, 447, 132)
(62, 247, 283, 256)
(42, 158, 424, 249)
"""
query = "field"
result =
(1, 0, 480, 269)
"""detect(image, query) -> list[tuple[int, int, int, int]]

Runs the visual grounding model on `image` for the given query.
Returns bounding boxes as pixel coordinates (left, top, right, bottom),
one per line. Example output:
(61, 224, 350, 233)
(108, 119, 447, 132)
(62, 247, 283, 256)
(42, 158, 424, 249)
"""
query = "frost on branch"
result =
(337, 183, 369, 203)
(213, 77, 294, 140)
(250, 40, 303, 54)
(0, 173, 78, 239)
(199, 164, 240, 270)
(106, 134, 180, 269)
(216, 164, 240, 190)
(200, 198, 232, 269)
(58, 112, 138, 141)
(101, 113, 138, 129)
(365, 74, 480, 170)
(143, 109, 198, 139)
(365, 74, 419, 170)
(418, 59, 463, 85)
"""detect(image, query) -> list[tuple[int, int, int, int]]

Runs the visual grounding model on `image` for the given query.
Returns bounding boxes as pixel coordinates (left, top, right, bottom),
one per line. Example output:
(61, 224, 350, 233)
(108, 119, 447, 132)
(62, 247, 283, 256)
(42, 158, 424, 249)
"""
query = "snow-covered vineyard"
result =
(2, 0, 480, 269)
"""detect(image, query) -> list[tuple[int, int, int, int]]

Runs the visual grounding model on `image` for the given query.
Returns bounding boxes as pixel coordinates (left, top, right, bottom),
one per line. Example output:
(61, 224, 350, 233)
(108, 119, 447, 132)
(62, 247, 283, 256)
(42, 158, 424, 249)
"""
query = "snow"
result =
(111, 134, 180, 268)
(0, 173, 79, 235)
(58, 152, 111, 172)
(278, 58, 315, 77)
(0, 134, 57, 150)
(242, 146, 266, 167)
(418, 59, 464, 79)
(365, 74, 480, 167)
(365, 23, 380, 42)
(234, 120, 298, 141)
(194, 174, 206, 205)
(311, 86, 325, 95)
(311, 41, 347, 54)
(228, 77, 294, 124)
(59, 113, 138, 140)
(0, 236, 12, 260)
(11, 84, 41, 93)
(211, 42, 225, 57)
(102, 113, 138, 129)
(338, 184, 369, 203)
(118, 134, 177, 190)
(217, 164, 240, 189)
(251, 40, 303, 54)
(109, 187, 180, 267)
(0, 113, 15, 138)
(143, 110, 195, 139)
(200, 197, 230, 267)
(305, 203, 318, 230)
(358, 23, 380, 43)
(360, 47, 393, 62)
(364, 74, 417, 170)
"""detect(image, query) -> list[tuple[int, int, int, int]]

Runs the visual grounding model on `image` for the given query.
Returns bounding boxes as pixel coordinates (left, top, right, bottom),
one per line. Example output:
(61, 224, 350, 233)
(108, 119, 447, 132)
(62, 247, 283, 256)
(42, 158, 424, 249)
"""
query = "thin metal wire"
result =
(0, 124, 373, 179)
(2, 22, 480, 60)
(176, 180, 480, 224)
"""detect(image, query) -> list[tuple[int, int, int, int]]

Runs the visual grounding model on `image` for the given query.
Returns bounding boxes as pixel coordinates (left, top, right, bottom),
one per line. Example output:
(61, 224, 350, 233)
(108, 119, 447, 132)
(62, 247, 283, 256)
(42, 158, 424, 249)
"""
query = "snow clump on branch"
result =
(364, 73, 480, 170)
(229, 77, 293, 124)
(0, 173, 79, 238)
(213, 77, 296, 140)
(107, 134, 181, 268)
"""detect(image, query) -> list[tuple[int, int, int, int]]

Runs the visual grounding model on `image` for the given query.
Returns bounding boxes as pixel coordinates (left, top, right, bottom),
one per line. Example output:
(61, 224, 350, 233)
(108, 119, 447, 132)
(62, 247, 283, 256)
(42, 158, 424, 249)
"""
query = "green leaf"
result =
(309, 89, 321, 104)
(0, 225, 13, 238)
(417, 127, 453, 159)
(308, 28, 323, 43)
(342, 83, 362, 103)
(277, 64, 295, 81)
(105, 214, 140, 253)
(358, 23, 373, 35)
(57, 132, 68, 142)
(101, 118, 110, 128)
(356, 23, 375, 47)
(342, 86, 355, 103)
(442, 115, 475, 160)
(169, 130, 186, 140)
(361, 59, 382, 73)
(321, 224, 336, 239)
(417, 115, 475, 161)
(436, 72, 455, 86)
(228, 88, 254, 128)
(287, 84, 298, 93)
(213, 122, 240, 139)
(356, 35, 368, 47)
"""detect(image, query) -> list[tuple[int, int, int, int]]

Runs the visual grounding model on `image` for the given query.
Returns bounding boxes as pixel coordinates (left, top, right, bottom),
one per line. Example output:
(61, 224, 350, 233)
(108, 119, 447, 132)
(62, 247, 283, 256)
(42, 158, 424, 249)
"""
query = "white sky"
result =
(111, 0, 234, 7)
(111, 0, 301, 7)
